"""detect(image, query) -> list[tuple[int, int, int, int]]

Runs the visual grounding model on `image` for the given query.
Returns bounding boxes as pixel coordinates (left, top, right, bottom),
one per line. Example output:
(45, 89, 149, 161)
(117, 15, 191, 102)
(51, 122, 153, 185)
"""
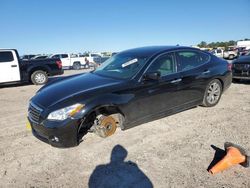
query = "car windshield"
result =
(93, 52, 150, 79)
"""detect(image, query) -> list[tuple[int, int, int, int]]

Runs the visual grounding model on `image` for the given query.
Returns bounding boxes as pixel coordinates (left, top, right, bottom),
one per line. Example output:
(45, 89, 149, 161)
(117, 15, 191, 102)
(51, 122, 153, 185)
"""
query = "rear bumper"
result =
(28, 117, 80, 148)
(233, 71, 250, 80)
(222, 72, 232, 92)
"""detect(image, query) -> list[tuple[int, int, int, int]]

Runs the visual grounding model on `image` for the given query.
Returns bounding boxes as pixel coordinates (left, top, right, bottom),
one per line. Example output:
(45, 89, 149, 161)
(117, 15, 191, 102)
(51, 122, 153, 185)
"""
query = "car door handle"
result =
(170, 78, 182, 84)
(202, 70, 210, 74)
(11, 65, 17, 67)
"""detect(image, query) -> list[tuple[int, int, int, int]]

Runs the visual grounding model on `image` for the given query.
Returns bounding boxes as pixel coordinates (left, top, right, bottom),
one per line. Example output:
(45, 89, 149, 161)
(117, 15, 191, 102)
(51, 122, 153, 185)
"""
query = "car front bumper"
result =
(233, 76, 250, 80)
(232, 63, 250, 80)
(28, 117, 82, 148)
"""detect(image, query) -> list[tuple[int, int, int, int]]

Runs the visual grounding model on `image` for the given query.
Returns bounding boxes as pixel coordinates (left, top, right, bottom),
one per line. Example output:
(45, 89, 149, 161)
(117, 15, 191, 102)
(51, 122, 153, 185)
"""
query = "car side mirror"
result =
(143, 71, 161, 81)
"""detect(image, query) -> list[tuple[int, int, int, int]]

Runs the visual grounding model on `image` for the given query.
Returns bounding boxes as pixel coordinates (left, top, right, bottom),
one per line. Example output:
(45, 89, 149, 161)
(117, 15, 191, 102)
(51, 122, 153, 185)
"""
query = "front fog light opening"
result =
(50, 136, 59, 142)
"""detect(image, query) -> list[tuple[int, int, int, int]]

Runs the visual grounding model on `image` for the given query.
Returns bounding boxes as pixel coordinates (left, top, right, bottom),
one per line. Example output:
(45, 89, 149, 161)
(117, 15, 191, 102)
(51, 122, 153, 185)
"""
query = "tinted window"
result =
(92, 54, 101, 57)
(61, 54, 68, 58)
(217, 49, 222, 53)
(176, 51, 210, 71)
(0, 52, 14, 63)
(147, 53, 175, 77)
(52, 55, 60, 58)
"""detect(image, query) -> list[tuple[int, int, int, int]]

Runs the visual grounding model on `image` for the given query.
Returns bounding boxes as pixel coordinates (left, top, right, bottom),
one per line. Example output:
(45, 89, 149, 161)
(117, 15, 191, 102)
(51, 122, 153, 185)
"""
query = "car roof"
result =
(119, 46, 198, 57)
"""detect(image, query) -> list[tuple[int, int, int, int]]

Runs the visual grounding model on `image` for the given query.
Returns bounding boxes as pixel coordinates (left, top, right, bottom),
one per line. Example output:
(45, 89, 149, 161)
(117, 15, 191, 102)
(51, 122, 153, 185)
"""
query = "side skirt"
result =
(122, 99, 201, 130)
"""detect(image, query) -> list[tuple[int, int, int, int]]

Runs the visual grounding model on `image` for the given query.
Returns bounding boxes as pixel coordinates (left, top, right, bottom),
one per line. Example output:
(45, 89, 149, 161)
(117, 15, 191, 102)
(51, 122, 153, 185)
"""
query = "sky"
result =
(0, 0, 250, 55)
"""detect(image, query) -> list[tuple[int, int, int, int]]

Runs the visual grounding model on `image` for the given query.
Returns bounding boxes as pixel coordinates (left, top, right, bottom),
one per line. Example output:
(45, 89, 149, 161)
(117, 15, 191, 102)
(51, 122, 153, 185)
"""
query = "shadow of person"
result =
(88, 144, 153, 188)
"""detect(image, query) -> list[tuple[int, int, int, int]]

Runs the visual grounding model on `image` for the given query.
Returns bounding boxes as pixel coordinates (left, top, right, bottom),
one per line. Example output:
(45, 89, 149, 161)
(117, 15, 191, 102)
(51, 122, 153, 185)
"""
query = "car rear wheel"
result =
(73, 62, 81, 70)
(31, 70, 48, 85)
(202, 79, 222, 107)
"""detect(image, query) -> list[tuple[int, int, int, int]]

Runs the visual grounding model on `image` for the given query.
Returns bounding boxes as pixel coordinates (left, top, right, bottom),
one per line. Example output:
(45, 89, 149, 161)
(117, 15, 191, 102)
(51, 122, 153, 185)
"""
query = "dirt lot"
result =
(0, 70, 250, 188)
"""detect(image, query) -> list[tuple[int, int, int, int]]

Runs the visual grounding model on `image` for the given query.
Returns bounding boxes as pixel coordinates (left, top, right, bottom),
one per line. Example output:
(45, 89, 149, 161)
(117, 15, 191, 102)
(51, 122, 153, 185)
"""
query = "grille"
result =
(234, 64, 250, 70)
(28, 102, 43, 124)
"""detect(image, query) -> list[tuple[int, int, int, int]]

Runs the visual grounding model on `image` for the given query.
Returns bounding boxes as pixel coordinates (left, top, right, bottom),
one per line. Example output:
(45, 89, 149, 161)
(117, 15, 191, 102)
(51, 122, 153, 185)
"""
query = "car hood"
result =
(32, 73, 124, 108)
(234, 56, 250, 64)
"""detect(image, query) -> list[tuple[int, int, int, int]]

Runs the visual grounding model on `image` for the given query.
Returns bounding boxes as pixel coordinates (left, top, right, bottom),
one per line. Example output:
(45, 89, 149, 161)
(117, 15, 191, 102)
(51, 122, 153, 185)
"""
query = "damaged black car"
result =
(27, 46, 232, 147)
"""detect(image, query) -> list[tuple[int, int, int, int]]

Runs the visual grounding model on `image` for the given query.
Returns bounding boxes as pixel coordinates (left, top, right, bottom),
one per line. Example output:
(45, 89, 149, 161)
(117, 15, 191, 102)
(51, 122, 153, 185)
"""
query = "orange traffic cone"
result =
(209, 142, 249, 174)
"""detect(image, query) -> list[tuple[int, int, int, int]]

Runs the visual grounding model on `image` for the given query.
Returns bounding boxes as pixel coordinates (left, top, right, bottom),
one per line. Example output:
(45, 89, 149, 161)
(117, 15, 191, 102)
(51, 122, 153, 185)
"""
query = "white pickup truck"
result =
(50, 54, 89, 70)
(211, 49, 237, 60)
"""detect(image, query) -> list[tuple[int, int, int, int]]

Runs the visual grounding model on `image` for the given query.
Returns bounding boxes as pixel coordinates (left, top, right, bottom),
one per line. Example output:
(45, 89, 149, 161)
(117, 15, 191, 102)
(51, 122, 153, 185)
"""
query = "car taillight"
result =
(227, 63, 232, 71)
(56, 60, 62, 69)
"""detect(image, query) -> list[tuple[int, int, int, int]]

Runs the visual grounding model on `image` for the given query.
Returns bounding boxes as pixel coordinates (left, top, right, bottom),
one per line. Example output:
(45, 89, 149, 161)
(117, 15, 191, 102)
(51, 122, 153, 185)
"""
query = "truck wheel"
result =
(73, 62, 81, 70)
(31, 70, 48, 85)
(229, 54, 234, 60)
(202, 79, 222, 107)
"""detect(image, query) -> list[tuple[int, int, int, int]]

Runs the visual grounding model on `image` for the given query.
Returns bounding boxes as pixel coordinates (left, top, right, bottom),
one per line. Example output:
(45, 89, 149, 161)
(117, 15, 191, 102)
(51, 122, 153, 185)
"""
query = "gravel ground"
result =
(0, 70, 249, 188)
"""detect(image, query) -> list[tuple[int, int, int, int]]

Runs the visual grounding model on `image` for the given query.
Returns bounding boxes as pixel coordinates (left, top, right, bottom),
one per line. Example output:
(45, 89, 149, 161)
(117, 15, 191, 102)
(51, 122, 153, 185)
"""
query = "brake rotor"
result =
(94, 115, 117, 138)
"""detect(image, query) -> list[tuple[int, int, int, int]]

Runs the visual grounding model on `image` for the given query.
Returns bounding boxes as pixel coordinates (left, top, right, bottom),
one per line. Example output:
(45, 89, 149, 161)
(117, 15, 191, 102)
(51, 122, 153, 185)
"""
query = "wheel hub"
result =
(35, 73, 46, 83)
(92, 115, 117, 138)
(207, 82, 221, 104)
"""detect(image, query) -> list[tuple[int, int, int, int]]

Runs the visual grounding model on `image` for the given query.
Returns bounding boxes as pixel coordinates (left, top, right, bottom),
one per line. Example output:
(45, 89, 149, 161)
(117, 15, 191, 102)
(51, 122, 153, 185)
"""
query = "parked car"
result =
(21, 54, 36, 60)
(50, 53, 88, 70)
(0, 49, 63, 85)
(232, 52, 250, 81)
(97, 56, 110, 65)
(210, 48, 224, 58)
(223, 49, 238, 60)
(237, 47, 249, 56)
(27, 46, 232, 148)
(211, 48, 237, 60)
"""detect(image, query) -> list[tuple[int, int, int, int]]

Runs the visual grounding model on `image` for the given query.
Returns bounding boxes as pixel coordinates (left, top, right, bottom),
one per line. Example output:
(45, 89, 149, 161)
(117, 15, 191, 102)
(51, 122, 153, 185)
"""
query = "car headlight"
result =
(47, 103, 85, 121)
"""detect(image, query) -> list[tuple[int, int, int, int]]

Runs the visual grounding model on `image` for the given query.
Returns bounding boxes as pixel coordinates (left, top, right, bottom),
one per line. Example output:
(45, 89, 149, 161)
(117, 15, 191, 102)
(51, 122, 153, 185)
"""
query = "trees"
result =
(197, 41, 207, 48)
(197, 40, 236, 49)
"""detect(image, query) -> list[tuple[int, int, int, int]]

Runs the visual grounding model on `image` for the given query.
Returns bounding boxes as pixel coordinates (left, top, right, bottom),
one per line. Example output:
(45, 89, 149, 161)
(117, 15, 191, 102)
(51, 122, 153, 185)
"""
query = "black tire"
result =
(73, 62, 81, 70)
(202, 79, 222, 107)
(228, 54, 234, 60)
(31, 70, 48, 85)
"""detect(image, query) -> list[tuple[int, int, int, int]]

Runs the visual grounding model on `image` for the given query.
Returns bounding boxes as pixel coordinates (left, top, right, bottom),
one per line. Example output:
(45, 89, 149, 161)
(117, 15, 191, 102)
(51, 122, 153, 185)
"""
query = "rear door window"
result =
(0, 51, 14, 63)
(176, 50, 210, 71)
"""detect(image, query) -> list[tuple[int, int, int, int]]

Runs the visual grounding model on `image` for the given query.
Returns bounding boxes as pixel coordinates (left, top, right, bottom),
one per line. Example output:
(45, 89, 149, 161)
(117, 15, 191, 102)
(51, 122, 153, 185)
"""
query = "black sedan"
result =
(232, 51, 250, 81)
(27, 46, 232, 147)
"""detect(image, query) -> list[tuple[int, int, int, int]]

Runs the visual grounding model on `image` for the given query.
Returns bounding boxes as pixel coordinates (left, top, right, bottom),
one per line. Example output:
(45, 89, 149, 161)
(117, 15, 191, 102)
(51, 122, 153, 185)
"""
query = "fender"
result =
(27, 65, 51, 75)
(80, 93, 134, 129)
